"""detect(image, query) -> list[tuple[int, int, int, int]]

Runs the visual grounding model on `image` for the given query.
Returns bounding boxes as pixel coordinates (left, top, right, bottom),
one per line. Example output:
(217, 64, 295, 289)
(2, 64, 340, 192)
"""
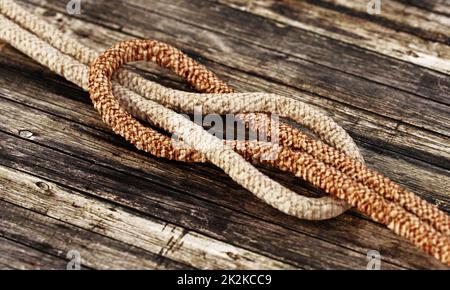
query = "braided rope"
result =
(0, 13, 354, 220)
(93, 39, 450, 266)
(110, 39, 450, 238)
(239, 113, 450, 236)
(1, 0, 449, 265)
(0, 0, 363, 220)
(0, 0, 362, 160)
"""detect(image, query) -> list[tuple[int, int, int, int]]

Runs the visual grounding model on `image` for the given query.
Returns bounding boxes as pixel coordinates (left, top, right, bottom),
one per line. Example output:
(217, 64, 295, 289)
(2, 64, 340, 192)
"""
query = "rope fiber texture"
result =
(0, 1, 358, 220)
(0, 0, 449, 266)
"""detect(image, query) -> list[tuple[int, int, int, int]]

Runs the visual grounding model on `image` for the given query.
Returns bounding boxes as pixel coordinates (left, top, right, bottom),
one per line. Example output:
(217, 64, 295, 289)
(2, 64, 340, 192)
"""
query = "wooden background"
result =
(0, 0, 449, 269)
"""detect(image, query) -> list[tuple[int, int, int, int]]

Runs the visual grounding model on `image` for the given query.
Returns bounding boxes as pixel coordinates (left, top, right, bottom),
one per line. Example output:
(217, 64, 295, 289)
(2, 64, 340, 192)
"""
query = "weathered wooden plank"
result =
(1, 66, 449, 208)
(399, 0, 450, 17)
(1, 3, 449, 210)
(0, 200, 193, 269)
(0, 76, 448, 212)
(0, 0, 445, 267)
(215, 0, 450, 86)
(0, 97, 446, 269)
(129, 0, 450, 105)
(7, 3, 450, 170)
(1, 44, 449, 175)
(0, 131, 395, 270)
(0, 236, 70, 270)
(24, 0, 450, 137)
(316, 0, 450, 44)
(0, 28, 448, 249)
(0, 165, 295, 270)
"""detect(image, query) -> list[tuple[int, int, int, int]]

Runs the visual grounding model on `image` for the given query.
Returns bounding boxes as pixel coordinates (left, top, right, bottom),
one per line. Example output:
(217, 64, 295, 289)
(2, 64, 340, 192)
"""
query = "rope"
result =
(1, 0, 449, 265)
(0, 0, 363, 161)
(0, 12, 353, 220)
(91, 40, 450, 265)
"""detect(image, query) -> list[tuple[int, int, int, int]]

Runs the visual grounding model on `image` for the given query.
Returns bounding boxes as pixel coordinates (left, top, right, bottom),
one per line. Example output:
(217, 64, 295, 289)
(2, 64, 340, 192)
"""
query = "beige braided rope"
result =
(0, 13, 356, 220)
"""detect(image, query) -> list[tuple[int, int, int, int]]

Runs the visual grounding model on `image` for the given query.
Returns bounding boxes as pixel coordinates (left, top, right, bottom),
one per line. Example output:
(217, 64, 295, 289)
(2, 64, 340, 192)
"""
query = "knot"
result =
(88, 39, 363, 220)
(1, 0, 448, 265)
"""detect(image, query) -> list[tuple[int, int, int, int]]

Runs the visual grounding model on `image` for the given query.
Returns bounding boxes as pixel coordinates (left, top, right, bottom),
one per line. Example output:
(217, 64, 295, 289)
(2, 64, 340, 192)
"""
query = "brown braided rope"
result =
(113, 39, 449, 237)
(89, 40, 450, 265)
(240, 114, 450, 236)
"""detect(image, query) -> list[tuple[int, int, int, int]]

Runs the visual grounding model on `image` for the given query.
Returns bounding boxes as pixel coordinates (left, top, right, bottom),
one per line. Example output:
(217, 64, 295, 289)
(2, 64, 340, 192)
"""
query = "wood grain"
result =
(0, 91, 446, 269)
(216, 0, 450, 83)
(0, 0, 449, 269)
(399, 0, 450, 17)
(0, 236, 71, 270)
(315, 0, 450, 45)
(0, 165, 294, 269)
(44, 0, 450, 137)
(13, 0, 450, 169)
(0, 200, 193, 269)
